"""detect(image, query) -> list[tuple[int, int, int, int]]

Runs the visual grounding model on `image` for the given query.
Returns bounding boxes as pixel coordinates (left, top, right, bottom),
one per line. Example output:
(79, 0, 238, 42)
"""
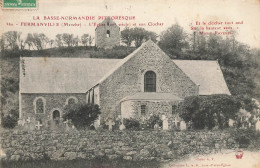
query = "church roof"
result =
(20, 41, 231, 95)
(20, 57, 119, 93)
(120, 92, 183, 102)
(173, 60, 231, 95)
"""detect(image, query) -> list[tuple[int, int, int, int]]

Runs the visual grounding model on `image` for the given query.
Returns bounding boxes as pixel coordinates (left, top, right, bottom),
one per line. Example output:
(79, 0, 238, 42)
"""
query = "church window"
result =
(144, 71, 156, 92)
(141, 105, 146, 115)
(107, 22, 109, 26)
(34, 97, 46, 114)
(106, 30, 110, 37)
(65, 96, 78, 105)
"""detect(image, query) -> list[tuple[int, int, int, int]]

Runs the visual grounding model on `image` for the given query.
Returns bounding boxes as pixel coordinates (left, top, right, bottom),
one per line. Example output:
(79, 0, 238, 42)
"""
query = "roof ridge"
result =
(95, 40, 153, 86)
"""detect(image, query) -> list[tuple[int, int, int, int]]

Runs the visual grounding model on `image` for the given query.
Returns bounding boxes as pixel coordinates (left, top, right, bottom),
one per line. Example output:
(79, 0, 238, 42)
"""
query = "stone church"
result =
(19, 40, 230, 129)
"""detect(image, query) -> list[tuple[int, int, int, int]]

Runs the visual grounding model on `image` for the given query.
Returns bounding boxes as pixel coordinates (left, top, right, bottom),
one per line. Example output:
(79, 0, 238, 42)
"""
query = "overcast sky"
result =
(0, 0, 259, 48)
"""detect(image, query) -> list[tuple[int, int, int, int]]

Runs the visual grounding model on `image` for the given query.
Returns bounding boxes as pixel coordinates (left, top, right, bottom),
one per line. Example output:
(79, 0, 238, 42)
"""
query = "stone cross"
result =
(180, 121, 187, 131)
(162, 115, 169, 130)
(35, 121, 43, 130)
(173, 117, 179, 127)
(106, 118, 115, 131)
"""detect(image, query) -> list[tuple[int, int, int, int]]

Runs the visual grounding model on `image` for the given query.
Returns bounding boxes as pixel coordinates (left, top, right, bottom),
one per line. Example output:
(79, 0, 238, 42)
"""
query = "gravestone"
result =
(18, 119, 26, 126)
(228, 119, 234, 127)
(119, 123, 126, 130)
(154, 123, 159, 129)
(29, 117, 36, 131)
(106, 118, 115, 131)
(162, 115, 169, 130)
(180, 121, 186, 131)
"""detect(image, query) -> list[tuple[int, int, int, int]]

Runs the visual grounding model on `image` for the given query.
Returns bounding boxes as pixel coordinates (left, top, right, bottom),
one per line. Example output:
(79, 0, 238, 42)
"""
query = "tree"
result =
(25, 33, 34, 50)
(180, 95, 240, 129)
(62, 33, 73, 47)
(2, 31, 22, 50)
(72, 36, 79, 47)
(81, 34, 89, 47)
(27, 33, 49, 50)
(158, 24, 189, 58)
(132, 27, 157, 47)
(63, 103, 101, 129)
(121, 27, 157, 47)
(1, 109, 19, 129)
(121, 27, 134, 47)
(55, 34, 63, 47)
(88, 36, 94, 46)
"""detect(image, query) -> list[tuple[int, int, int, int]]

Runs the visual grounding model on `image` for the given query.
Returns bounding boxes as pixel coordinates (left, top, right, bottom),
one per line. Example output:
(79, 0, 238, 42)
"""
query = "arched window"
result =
(106, 30, 110, 37)
(144, 71, 156, 92)
(65, 96, 78, 105)
(107, 22, 109, 26)
(34, 97, 46, 114)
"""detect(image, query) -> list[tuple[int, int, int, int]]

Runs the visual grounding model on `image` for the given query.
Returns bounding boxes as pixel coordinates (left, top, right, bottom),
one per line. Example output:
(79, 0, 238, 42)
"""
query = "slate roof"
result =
(173, 60, 231, 95)
(20, 41, 231, 95)
(20, 57, 119, 93)
(120, 92, 183, 102)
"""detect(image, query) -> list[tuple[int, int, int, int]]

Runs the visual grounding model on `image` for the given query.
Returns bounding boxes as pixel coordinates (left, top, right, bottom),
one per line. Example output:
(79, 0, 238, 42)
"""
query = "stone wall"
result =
(99, 41, 199, 120)
(121, 100, 181, 128)
(95, 19, 120, 49)
(0, 130, 239, 161)
(20, 93, 86, 126)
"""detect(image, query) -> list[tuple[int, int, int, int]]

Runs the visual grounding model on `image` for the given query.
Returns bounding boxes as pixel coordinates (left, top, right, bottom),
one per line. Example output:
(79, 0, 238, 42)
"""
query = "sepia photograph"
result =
(0, 0, 260, 167)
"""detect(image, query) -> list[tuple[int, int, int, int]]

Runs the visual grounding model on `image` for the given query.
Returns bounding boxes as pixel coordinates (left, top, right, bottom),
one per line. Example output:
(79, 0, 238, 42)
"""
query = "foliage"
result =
(81, 34, 89, 47)
(1, 109, 19, 129)
(144, 114, 162, 129)
(1, 31, 22, 51)
(121, 27, 157, 47)
(180, 95, 240, 130)
(62, 33, 74, 47)
(123, 118, 140, 130)
(158, 24, 189, 58)
(63, 103, 101, 130)
(229, 128, 260, 148)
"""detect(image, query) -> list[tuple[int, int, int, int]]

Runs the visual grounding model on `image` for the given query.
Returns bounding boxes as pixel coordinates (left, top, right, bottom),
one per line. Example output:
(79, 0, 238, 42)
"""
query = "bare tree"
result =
(25, 33, 34, 50)
(3, 31, 22, 50)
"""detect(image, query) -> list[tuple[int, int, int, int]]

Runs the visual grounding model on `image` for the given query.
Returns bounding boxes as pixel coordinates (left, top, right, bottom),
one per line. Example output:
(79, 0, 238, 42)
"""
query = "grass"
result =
(0, 158, 162, 168)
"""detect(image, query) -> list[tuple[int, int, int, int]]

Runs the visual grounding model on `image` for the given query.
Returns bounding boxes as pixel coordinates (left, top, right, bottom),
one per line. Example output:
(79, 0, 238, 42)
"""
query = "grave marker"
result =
(162, 115, 169, 130)
(35, 121, 43, 130)
(106, 118, 115, 131)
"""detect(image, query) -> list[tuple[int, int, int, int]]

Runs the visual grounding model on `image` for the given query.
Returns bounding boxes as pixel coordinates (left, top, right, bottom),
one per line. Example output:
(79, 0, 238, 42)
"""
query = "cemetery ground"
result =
(0, 127, 260, 168)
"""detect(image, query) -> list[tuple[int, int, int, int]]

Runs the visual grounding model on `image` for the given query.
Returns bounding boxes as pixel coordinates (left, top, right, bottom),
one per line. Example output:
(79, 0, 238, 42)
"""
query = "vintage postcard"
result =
(0, 0, 260, 168)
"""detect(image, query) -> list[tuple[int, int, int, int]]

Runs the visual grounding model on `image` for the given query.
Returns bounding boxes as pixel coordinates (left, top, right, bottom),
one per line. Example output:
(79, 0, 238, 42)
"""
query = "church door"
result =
(53, 110, 60, 124)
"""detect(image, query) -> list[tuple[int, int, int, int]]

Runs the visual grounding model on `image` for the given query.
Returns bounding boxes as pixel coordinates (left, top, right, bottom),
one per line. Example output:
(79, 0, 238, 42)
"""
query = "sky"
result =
(0, 0, 259, 48)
